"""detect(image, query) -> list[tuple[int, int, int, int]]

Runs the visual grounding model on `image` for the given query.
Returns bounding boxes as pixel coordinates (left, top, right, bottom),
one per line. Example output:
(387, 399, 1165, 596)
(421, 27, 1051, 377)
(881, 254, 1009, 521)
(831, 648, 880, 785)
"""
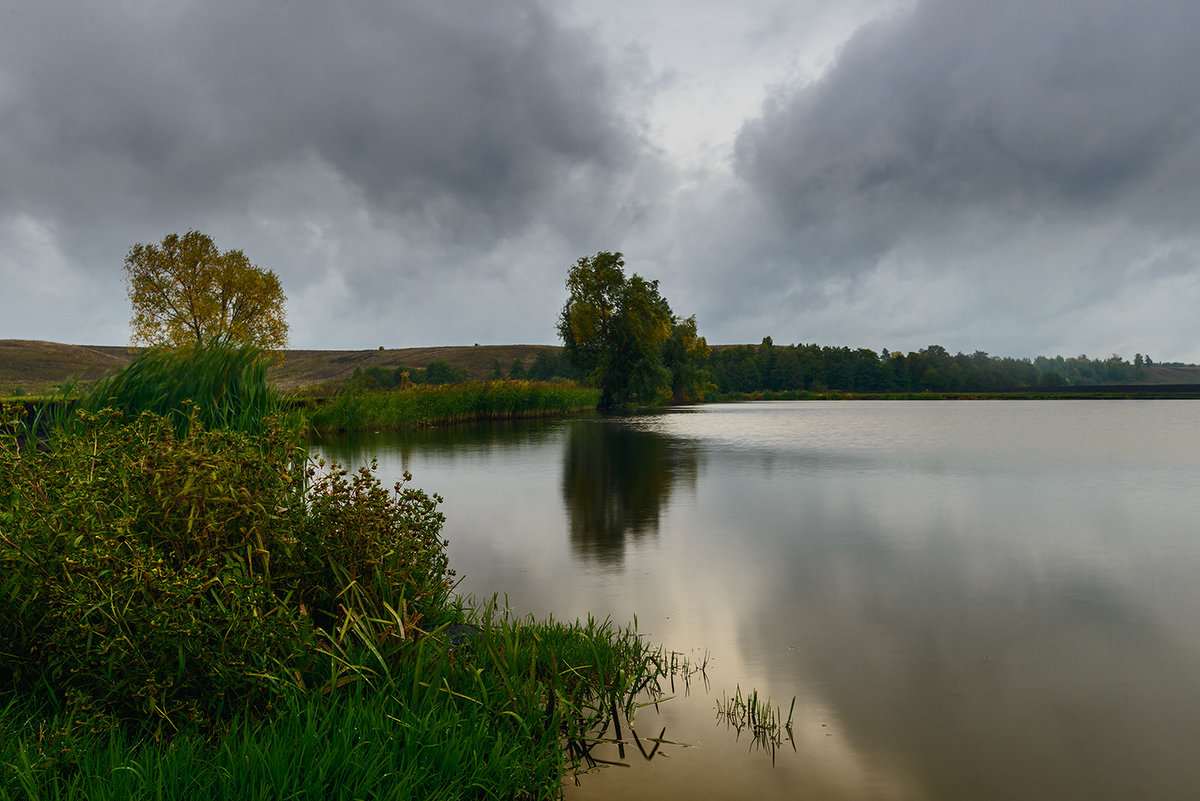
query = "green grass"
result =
(0, 685, 555, 800)
(307, 381, 600, 434)
(0, 603, 676, 801)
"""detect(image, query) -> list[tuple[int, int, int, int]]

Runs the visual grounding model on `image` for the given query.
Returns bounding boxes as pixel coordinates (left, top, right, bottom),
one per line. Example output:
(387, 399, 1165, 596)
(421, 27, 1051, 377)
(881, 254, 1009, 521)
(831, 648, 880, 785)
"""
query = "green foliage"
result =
(424, 361, 468, 385)
(662, 315, 711, 403)
(75, 342, 290, 437)
(308, 381, 599, 434)
(0, 412, 454, 734)
(527, 348, 579, 382)
(558, 252, 676, 410)
(298, 459, 451, 638)
(1033, 353, 1145, 385)
(363, 365, 396, 389)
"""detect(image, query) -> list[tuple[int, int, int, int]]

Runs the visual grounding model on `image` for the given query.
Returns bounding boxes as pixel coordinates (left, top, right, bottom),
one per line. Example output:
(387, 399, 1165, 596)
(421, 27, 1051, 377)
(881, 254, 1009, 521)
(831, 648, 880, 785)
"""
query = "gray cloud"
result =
(1, 0, 632, 236)
(693, 0, 1200, 356)
(737, 0, 1200, 250)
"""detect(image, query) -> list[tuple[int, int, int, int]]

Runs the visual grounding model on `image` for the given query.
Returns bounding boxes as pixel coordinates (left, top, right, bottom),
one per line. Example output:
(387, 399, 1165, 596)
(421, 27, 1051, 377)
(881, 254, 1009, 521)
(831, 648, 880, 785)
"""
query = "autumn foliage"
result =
(124, 229, 288, 350)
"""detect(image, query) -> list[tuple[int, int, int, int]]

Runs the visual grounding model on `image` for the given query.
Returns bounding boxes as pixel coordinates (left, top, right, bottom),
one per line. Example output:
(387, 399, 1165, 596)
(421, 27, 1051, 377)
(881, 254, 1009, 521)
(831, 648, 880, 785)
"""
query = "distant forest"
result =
(353, 340, 1184, 396)
(709, 340, 1162, 394)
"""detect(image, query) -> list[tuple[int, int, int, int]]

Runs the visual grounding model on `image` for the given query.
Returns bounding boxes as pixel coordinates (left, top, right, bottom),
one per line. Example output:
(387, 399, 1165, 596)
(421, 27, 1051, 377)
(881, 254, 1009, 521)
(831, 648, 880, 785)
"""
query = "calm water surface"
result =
(314, 401, 1200, 800)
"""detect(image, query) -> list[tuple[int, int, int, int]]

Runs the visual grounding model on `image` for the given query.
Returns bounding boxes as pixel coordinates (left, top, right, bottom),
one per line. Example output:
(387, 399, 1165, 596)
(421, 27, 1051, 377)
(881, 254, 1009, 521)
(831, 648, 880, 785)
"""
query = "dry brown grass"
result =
(0, 340, 562, 396)
(0, 340, 138, 395)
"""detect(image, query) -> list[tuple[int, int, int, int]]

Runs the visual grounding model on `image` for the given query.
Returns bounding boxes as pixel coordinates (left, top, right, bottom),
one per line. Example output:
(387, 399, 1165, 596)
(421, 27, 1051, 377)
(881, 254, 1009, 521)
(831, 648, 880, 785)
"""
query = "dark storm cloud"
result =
(735, 0, 1200, 275)
(5, 0, 1200, 356)
(0, 0, 632, 238)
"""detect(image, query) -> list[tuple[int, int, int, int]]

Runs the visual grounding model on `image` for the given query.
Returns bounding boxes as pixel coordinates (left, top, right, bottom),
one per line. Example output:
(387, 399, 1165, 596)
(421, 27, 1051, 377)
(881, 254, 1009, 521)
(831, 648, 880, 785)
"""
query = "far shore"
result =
(4, 338, 1200, 402)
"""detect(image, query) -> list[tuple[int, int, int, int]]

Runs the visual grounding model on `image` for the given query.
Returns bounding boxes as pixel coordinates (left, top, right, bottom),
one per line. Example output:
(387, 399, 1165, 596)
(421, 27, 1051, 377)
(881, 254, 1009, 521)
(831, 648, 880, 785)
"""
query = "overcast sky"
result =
(3, 0, 1200, 361)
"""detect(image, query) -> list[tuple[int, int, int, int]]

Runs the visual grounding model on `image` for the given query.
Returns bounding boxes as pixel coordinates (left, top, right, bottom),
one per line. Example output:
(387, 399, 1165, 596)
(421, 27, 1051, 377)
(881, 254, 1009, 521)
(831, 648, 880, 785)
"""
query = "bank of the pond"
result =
(305, 380, 600, 433)
(0, 398, 672, 800)
(0, 344, 638, 800)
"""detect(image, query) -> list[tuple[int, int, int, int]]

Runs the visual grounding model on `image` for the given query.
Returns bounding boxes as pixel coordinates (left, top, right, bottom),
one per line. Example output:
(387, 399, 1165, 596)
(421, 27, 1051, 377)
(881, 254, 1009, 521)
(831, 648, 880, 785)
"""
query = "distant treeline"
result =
(709, 341, 1166, 394)
(349, 342, 1175, 398)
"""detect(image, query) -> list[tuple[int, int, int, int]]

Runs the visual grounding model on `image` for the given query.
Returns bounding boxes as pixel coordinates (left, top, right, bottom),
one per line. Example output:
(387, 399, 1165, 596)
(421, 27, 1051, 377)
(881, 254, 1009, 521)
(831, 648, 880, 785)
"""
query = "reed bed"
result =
(308, 381, 600, 433)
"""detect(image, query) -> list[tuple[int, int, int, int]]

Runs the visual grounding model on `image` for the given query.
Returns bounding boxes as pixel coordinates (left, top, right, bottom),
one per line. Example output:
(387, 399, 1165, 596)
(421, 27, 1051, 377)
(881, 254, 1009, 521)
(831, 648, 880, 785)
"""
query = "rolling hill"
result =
(0, 340, 563, 396)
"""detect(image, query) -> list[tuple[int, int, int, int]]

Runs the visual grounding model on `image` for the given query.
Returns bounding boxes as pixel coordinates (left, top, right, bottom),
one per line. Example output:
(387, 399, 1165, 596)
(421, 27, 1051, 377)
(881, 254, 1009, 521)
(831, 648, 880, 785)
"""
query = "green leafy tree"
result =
(124, 229, 288, 349)
(557, 252, 674, 410)
(424, 360, 467, 385)
(662, 315, 711, 403)
(528, 348, 578, 382)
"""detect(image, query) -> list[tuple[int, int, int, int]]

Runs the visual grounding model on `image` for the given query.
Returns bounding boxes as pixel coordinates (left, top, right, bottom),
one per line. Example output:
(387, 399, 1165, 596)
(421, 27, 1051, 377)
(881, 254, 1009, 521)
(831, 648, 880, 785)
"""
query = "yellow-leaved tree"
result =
(124, 230, 288, 349)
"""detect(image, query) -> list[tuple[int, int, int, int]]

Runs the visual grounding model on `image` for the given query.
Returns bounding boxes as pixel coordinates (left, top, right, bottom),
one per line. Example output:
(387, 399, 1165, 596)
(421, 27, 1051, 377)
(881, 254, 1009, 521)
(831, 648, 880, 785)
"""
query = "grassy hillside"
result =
(270, 344, 559, 391)
(0, 341, 137, 395)
(0, 340, 562, 396)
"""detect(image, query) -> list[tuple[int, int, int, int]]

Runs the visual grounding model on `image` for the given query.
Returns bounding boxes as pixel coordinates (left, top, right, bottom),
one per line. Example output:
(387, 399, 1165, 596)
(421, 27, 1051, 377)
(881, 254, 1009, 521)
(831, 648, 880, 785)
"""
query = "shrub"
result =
(0, 410, 453, 734)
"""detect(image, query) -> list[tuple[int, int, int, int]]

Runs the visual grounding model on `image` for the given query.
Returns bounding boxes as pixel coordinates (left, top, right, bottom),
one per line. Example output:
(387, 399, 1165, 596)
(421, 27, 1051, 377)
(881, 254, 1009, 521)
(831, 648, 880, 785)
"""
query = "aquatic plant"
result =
(715, 685, 796, 763)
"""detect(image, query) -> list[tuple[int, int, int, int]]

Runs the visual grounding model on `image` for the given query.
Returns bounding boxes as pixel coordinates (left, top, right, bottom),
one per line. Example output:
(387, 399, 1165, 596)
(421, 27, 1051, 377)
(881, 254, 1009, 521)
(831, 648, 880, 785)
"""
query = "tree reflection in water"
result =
(561, 418, 698, 565)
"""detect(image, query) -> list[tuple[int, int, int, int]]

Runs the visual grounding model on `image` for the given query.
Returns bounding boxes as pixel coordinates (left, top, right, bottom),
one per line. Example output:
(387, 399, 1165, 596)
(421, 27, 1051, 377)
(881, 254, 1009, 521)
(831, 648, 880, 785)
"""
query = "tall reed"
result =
(309, 381, 599, 434)
(74, 341, 291, 436)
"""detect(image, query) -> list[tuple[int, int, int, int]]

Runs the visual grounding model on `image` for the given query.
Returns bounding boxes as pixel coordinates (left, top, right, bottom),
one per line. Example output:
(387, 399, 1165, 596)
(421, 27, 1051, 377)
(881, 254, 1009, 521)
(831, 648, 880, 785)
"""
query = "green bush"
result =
(0, 410, 453, 734)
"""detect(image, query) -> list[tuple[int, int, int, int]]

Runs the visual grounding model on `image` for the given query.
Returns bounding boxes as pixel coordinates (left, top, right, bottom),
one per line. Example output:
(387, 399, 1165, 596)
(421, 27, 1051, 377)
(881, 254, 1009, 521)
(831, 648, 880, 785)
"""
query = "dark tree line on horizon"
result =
(708, 340, 1165, 395)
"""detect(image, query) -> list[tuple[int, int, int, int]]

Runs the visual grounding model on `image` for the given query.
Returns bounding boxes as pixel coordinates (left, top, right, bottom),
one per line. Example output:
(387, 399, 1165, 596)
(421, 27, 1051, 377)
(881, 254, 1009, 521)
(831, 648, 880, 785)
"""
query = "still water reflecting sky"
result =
(313, 401, 1200, 800)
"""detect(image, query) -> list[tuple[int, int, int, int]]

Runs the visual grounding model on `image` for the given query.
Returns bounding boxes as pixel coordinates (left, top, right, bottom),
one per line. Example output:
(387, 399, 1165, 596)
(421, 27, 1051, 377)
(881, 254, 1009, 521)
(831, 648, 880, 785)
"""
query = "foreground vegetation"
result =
(0, 606, 668, 800)
(0, 344, 671, 799)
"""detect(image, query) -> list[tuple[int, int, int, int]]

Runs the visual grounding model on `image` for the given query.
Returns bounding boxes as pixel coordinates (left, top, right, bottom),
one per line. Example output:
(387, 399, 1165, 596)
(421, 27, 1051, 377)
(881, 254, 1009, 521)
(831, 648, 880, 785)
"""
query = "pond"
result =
(312, 401, 1200, 801)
